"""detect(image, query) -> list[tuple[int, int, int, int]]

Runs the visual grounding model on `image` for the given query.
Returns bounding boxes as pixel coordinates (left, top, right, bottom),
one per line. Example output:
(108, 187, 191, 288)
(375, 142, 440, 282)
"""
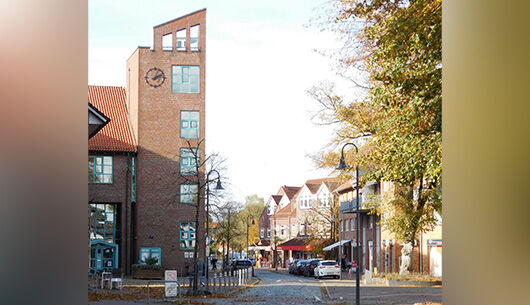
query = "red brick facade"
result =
(89, 9, 207, 276)
(128, 9, 207, 276)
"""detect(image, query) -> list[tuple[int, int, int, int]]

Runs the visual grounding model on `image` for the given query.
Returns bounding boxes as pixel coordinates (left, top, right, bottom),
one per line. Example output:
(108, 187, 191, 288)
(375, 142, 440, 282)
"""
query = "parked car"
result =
(288, 259, 300, 274)
(230, 259, 252, 272)
(249, 257, 256, 266)
(303, 259, 322, 277)
(314, 260, 340, 279)
(295, 260, 307, 275)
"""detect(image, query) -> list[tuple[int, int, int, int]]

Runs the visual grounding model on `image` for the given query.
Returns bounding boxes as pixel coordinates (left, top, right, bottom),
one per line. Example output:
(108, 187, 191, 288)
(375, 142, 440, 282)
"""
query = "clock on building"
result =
(144, 67, 166, 88)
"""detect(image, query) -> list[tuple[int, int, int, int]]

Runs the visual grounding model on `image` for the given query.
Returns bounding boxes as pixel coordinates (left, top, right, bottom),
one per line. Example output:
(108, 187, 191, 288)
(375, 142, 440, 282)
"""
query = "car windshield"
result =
(321, 261, 336, 266)
(298, 261, 307, 265)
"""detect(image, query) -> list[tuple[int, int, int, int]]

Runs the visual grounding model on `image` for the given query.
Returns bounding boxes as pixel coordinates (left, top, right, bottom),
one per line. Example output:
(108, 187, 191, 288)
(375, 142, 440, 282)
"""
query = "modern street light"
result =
(205, 169, 223, 290)
(336, 142, 360, 305)
(246, 215, 255, 260)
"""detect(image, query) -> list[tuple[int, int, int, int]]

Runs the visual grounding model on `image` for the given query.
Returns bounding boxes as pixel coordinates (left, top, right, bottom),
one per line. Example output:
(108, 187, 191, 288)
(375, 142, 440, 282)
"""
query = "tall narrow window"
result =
(180, 111, 200, 139)
(190, 25, 199, 51)
(180, 148, 198, 175)
(89, 155, 113, 184)
(131, 156, 137, 202)
(162, 33, 172, 51)
(176, 28, 186, 51)
(89, 203, 116, 243)
(172, 65, 200, 93)
(180, 184, 198, 204)
(179, 222, 196, 249)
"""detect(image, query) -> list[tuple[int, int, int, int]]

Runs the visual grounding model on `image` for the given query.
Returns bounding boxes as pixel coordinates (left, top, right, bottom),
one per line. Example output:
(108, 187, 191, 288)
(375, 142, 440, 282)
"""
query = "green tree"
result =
(311, 0, 442, 272)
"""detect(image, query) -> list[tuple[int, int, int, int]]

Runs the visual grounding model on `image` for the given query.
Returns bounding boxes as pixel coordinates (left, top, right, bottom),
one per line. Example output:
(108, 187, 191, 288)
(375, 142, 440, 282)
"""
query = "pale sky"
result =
(89, 0, 359, 203)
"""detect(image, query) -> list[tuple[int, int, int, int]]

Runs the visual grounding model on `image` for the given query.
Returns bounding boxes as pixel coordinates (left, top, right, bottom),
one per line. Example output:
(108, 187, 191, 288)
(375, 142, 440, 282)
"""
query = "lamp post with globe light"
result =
(336, 142, 360, 305)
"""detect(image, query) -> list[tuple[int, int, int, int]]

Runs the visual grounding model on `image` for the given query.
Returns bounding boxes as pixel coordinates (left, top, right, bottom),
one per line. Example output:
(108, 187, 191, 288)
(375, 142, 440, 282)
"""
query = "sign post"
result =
(164, 270, 178, 297)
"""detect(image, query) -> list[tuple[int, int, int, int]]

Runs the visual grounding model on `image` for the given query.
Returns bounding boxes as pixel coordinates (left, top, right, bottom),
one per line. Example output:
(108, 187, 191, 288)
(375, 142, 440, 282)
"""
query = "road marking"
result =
(276, 279, 281, 282)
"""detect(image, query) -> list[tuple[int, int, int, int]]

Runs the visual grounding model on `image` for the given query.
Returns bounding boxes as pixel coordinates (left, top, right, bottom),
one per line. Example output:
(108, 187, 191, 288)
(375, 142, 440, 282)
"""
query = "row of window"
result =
(162, 25, 200, 51)
(340, 216, 375, 232)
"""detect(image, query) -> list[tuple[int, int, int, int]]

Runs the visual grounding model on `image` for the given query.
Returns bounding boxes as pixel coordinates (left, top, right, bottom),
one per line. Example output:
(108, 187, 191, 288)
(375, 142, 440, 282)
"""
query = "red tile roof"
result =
(275, 202, 296, 217)
(334, 180, 355, 193)
(279, 186, 301, 200)
(271, 195, 283, 204)
(88, 86, 136, 152)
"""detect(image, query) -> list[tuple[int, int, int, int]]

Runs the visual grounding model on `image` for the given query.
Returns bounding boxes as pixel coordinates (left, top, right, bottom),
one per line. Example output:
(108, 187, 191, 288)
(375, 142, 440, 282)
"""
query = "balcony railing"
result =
(339, 195, 380, 213)
(340, 198, 363, 213)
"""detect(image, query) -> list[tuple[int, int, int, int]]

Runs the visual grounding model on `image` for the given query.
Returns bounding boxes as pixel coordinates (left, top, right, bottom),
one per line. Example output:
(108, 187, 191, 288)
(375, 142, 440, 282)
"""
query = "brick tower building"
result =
(89, 9, 207, 276)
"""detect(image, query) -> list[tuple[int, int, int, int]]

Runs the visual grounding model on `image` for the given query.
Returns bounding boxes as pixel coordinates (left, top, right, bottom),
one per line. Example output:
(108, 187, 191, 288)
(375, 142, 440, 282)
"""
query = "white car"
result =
(314, 260, 340, 279)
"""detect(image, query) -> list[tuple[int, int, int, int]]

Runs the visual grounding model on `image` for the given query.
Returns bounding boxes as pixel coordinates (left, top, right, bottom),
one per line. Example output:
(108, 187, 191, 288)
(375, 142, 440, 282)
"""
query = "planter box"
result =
(132, 267, 164, 279)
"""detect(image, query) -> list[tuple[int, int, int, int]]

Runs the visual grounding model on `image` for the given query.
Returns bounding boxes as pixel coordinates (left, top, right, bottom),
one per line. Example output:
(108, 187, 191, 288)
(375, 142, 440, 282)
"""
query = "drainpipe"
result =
(124, 153, 130, 274)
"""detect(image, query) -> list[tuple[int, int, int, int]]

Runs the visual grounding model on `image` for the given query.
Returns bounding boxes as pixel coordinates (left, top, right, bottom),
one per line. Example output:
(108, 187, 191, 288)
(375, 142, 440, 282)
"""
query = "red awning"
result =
(276, 245, 312, 251)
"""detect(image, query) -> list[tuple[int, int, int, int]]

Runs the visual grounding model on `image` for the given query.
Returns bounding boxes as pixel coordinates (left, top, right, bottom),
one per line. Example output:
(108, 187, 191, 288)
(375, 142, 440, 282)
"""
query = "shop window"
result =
(180, 222, 196, 249)
(180, 184, 198, 204)
(172, 65, 200, 93)
(180, 148, 198, 175)
(180, 111, 200, 139)
(190, 25, 199, 51)
(89, 155, 113, 184)
(176, 28, 186, 51)
(139, 247, 161, 265)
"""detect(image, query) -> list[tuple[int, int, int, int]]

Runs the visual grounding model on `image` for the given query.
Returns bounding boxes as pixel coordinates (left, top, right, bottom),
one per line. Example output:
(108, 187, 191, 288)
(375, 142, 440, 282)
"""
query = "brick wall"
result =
(127, 9, 207, 275)
(88, 152, 133, 273)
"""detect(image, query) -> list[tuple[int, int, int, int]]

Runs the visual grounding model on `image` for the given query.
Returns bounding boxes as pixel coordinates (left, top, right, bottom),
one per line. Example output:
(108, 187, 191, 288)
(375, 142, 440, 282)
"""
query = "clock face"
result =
(144, 67, 166, 88)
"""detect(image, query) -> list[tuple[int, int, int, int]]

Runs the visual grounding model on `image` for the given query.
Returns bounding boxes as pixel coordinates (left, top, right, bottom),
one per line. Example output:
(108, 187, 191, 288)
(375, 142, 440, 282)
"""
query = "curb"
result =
(226, 276, 262, 296)
(319, 280, 333, 301)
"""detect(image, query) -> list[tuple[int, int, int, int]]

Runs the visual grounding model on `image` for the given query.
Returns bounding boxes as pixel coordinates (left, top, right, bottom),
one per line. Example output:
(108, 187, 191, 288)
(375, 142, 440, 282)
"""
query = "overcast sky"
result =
(89, 0, 358, 203)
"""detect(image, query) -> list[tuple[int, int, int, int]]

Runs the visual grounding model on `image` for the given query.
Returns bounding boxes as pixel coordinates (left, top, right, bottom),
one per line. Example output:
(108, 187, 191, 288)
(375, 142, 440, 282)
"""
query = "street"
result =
(200, 269, 441, 305)
(89, 269, 441, 305)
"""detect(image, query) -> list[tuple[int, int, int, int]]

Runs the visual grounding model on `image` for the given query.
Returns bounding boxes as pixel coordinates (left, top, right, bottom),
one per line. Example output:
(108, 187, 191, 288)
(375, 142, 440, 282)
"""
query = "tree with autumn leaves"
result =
(310, 0, 442, 273)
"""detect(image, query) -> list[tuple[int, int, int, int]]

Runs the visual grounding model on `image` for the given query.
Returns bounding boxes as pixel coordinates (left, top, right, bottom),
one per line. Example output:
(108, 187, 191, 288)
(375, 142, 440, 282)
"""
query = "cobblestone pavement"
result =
(323, 279, 442, 304)
(210, 269, 324, 305)
(89, 269, 442, 305)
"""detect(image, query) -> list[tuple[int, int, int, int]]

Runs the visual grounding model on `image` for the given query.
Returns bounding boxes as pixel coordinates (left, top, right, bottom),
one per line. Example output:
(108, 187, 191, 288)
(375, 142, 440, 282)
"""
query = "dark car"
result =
(303, 258, 322, 277)
(295, 260, 307, 275)
(288, 259, 300, 274)
(230, 259, 252, 272)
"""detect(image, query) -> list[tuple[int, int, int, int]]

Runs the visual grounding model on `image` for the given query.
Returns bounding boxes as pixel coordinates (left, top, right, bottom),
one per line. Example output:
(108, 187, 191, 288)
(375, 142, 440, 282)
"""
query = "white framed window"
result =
(267, 228, 271, 238)
(280, 225, 285, 237)
(162, 33, 172, 51)
(291, 224, 296, 236)
(260, 228, 264, 238)
(190, 25, 199, 51)
(176, 28, 186, 51)
(300, 223, 305, 236)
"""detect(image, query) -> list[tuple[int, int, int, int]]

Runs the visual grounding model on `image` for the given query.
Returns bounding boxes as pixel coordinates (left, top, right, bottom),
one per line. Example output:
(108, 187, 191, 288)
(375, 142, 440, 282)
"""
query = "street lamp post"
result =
(205, 169, 223, 291)
(246, 215, 255, 260)
(273, 210, 278, 271)
(336, 142, 360, 305)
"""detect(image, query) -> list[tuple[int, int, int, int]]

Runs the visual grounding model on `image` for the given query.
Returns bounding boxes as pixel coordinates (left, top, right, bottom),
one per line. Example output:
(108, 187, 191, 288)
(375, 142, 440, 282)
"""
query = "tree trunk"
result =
(191, 190, 201, 295)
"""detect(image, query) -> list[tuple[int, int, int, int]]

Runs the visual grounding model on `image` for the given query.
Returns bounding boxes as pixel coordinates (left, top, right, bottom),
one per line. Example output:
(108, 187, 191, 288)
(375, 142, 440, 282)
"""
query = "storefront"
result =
(276, 238, 314, 267)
